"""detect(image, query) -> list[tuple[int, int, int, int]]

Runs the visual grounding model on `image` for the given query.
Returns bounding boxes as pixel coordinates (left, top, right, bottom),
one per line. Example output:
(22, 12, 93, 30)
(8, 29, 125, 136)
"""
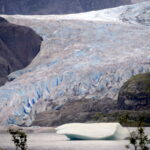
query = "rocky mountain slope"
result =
(32, 98, 117, 126)
(0, 0, 148, 15)
(33, 73, 150, 126)
(0, 17, 42, 86)
(0, 2, 150, 126)
(118, 73, 150, 109)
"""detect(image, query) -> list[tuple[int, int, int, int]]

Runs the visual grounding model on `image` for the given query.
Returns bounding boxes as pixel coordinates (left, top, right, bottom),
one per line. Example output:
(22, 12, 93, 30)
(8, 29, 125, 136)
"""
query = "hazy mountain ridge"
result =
(0, 0, 148, 15)
(0, 2, 150, 126)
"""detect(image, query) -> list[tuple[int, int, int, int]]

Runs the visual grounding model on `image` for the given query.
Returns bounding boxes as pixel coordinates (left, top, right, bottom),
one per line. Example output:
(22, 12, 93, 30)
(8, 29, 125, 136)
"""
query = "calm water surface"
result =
(0, 128, 150, 150)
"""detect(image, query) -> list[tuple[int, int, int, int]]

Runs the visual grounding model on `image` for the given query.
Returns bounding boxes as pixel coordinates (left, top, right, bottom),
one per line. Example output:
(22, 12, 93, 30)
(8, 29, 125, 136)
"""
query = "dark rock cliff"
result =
(0, 0, 132, 15)
(0, 17, 42, 86)
(118, 73, 150, 110)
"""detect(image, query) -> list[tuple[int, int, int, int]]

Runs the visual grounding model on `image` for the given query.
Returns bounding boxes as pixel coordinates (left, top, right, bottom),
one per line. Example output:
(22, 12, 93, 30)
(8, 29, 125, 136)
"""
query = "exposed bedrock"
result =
(0, 2, 150, 126)
(118, 73, 150, 110)
(32, 98, 117, 127)
(0, 17, 43, 86)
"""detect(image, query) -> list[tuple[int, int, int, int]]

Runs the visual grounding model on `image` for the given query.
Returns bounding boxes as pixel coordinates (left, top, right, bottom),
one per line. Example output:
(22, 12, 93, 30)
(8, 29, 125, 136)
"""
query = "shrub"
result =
(125, 117, 150, 150)
(8, 128, 27, 150)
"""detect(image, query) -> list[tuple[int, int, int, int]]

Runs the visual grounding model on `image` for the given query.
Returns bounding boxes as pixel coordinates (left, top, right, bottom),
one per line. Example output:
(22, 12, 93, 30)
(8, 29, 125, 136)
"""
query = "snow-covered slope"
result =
(0, 2, 150, 125)
(2, 1, 150, 25)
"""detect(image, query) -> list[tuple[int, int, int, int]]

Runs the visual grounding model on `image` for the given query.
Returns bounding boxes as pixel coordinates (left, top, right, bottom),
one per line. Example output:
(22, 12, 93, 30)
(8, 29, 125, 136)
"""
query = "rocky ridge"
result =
(118, 73, 150, 109)
(0, 17, 43, 86)
(0, 0, 139, 15)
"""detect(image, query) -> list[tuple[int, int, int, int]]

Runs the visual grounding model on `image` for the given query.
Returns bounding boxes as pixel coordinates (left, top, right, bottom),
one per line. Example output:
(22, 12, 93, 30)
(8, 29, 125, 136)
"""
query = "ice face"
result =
(56, 123, 130, 140)
(0, 2, 150, 125)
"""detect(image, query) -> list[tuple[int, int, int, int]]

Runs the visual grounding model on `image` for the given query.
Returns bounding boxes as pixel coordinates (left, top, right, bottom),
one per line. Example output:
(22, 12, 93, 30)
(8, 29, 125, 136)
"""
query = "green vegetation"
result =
(8, 128, 27, 150)
(124, 116, 150, 150)
(124, 73, 150, 93)
(126, 127, 150, 150)
(118, 73, 150, 109)
(92, 110, 150, 126)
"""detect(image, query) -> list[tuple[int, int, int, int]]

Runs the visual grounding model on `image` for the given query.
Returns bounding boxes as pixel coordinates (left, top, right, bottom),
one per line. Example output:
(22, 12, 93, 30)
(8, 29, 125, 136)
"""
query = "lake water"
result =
(0, 128, 150, 150)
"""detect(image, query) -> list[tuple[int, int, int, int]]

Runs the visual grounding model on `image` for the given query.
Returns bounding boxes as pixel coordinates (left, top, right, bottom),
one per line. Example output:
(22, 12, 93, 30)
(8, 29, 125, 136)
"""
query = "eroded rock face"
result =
(118, 73, 150, 110)
(32, 98, 117, 126)
(0, 2, 150, 126)
(0, 0, 135, 15)
(0, 17, 43, 86)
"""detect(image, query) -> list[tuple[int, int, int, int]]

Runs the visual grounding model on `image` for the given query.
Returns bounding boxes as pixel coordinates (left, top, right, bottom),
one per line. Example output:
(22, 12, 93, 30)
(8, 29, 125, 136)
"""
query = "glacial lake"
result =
(0, 127, 150, 150)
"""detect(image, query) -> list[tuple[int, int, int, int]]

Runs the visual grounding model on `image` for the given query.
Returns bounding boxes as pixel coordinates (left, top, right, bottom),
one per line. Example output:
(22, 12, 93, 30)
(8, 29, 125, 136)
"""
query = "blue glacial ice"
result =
(0, 2, 150, 125)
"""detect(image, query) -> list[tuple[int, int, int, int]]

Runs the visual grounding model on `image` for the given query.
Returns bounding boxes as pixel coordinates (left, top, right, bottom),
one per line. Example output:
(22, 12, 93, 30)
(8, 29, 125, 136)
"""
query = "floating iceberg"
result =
(56, 123, 130, 140)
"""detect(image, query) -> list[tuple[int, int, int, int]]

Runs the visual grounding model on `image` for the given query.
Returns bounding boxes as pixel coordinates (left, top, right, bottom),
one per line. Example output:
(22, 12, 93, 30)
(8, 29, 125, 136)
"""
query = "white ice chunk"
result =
(56, 123, 129, 140)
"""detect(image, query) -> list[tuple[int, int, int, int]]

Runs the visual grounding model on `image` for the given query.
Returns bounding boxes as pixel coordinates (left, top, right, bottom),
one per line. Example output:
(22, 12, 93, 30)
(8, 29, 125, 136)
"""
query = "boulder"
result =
(118, 73, 150, 110)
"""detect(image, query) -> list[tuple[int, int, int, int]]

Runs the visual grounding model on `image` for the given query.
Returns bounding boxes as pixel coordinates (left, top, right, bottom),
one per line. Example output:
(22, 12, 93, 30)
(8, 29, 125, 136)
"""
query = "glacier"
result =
(0, 2, 150, 126)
